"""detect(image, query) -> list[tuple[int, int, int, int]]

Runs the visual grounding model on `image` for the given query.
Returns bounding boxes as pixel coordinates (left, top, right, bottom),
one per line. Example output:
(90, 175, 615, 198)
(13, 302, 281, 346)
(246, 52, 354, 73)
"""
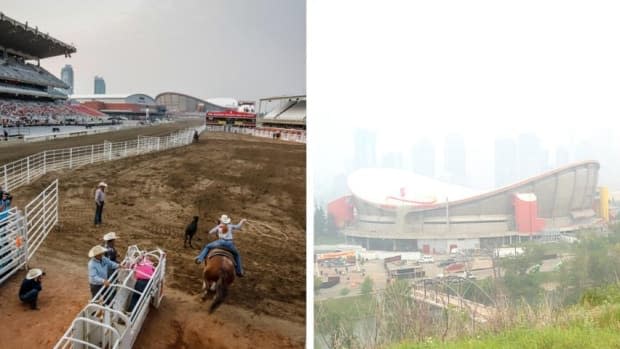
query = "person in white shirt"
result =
(195, 214, 247, 277)
(94, 182, 107, 226)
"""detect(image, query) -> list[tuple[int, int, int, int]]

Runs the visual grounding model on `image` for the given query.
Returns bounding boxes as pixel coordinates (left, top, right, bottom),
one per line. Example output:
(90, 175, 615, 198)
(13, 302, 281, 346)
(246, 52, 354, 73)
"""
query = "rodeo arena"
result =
(317, 160, 617, 321)
(0, 14, 306, 348)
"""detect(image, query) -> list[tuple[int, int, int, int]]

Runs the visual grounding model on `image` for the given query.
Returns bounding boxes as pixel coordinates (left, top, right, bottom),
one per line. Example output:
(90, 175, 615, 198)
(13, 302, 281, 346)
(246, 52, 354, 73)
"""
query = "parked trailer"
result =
(54, 246, 166, 349)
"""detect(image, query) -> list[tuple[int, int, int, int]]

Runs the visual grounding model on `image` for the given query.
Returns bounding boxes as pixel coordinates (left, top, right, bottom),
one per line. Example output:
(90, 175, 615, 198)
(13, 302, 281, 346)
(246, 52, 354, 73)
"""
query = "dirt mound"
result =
(2, 131, 306, 348)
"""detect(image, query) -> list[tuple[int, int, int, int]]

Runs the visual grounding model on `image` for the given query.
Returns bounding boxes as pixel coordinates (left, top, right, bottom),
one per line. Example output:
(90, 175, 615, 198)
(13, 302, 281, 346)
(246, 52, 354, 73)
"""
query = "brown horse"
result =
(201, 249, 235, 313)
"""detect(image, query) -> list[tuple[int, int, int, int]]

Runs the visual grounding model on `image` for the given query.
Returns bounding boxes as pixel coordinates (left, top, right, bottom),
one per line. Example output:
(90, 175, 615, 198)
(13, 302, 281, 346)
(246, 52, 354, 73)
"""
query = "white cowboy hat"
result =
(88, 245, 107, 258)
(103, 232, 118, 241)
(98, 182, 107, 187)
(26, 268, 42, 280)
(220, 214, 231, 224)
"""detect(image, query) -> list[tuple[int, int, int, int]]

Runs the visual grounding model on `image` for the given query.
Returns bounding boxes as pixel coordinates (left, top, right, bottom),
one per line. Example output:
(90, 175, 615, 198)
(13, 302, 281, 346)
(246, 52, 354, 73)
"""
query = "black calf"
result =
(184, 216, 199, 248)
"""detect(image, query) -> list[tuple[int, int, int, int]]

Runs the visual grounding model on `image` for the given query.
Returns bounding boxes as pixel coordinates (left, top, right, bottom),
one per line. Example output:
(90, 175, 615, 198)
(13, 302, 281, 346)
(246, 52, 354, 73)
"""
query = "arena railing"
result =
(205, 125, 306, 143)
(1, 125, 205, 193)
(0, 179, 59, 286)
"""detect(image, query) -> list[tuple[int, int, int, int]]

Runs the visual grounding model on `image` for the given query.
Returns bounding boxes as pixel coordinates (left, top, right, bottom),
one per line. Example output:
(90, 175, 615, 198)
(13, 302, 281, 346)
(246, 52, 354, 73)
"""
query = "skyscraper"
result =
(381, 151, 403, 169)
(494, 137, 517, 187)
(353, 128, 377, 169)
(444, 134, 466, 184)
(411, 139, 435, 177)
(555, 146, 570, 167)
(94, 76, 106, 94)
(574, 140, 594, 162)
(60, 65, 74, 94)
(517, 133, 545, 179)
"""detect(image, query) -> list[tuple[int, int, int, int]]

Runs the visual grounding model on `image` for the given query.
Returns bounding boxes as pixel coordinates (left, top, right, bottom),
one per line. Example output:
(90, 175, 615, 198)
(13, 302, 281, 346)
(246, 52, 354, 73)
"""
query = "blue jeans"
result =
(127, 278, 149, 313)
(20, 289, 39, 309)
(196, 240, 243, 275)
(94, 202, 104, 225)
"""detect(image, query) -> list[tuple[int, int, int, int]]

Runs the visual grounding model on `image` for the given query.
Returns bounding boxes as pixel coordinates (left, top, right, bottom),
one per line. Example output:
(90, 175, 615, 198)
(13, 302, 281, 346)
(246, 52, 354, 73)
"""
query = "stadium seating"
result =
(263, 100, 296, 119)
(278, 100, 306, 121)
(0, 99, 106, 125)
(263, 100, 306, 122)
(0, 56, 66, 89)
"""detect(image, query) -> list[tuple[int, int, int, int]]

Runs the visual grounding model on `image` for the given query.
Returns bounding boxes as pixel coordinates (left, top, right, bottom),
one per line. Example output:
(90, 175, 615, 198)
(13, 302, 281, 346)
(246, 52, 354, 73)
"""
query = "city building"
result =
(494, 138, 518, 187)
(411, 139, 435, 177)
(60, 64, 74, 94)
(94, 76, 106, 94)
(444, 134, 466, 185)
(353, 128, 377, 169)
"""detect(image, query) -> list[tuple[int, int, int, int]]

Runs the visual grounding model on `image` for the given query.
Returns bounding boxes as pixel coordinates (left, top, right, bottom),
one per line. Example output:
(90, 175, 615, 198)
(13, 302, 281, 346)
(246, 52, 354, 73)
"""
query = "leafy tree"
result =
(315, 275, 323, 294)
(327, 213, 339, 234)
(314, 205, 327, 236)
(340, 287, 350, 296)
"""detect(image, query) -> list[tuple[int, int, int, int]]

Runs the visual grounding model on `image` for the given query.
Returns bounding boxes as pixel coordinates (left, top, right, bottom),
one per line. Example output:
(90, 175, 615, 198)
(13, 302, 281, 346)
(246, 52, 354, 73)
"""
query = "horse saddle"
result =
(207, 248, 237, 266)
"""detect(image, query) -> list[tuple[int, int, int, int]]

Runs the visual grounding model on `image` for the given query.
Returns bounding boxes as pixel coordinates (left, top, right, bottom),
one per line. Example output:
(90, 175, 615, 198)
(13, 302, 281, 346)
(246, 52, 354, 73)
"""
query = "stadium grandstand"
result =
(0, 13, 105, 128)
(257, 95, 306, 130)
(328, 161, 608, 253)
(155, 92, 229, 115)
(71, 93, 165, 120)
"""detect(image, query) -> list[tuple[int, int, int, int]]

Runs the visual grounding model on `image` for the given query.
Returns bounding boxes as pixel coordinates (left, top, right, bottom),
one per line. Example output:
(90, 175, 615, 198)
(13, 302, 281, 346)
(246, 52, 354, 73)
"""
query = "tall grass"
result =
(392, 284, 620, 349)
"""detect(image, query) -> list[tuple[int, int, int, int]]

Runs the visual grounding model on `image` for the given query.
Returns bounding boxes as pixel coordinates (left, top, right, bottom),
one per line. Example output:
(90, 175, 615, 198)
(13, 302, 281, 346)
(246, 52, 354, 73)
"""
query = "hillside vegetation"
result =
(394, 284, 620, 349)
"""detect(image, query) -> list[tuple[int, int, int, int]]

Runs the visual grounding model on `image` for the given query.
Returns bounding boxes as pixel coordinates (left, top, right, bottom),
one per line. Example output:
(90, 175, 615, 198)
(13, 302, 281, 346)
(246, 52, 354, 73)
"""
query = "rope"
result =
(245, 219, 289, 241)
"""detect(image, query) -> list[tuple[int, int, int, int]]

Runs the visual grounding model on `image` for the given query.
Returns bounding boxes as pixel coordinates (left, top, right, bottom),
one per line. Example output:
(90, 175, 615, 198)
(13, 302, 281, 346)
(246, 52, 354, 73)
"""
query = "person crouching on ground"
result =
(195, 214, 247, 277)
(19, 268, 43, 310)
(88, 245, 119, 299)
(94, 182, 107, 227)
(127, 255, 156, 313)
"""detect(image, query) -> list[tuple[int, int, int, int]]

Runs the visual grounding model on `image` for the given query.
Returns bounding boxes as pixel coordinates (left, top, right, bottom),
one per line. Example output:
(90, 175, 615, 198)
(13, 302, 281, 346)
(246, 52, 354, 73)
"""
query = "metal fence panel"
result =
(1, 126, 204, 193)
(0, 208, 28, 285)
(24, 179, 59, 261)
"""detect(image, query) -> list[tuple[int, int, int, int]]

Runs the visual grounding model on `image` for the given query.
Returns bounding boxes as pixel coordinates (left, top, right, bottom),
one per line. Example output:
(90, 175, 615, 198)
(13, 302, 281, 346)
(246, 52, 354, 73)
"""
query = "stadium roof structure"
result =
(258, 94, 306, 102)
(71, 94, 151, 100)
(155, 92, 231, 111)
(348, 160, 601, 211)
(206, 97, 238, 108)
(0, 13, 76, 59)
(348, 168, 479, 208)
(70, 93, 157, 105)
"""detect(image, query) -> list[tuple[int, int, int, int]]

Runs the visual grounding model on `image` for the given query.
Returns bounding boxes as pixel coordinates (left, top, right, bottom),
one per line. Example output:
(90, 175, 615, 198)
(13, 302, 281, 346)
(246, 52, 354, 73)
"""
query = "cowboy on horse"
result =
(195, 214, 246, 277)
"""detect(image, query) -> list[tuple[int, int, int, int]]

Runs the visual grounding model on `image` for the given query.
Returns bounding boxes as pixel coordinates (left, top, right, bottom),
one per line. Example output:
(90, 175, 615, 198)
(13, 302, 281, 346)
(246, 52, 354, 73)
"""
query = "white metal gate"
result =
(0, 208, 27, 285)
(0, 179, 58, 285)
(55, 246, 167, 349)
(24, 179, 59, 261)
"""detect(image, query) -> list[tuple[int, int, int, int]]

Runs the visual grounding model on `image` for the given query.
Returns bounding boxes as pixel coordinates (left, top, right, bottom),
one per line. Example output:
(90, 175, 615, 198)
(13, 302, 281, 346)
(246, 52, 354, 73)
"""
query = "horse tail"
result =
(209, 266, 230, 314)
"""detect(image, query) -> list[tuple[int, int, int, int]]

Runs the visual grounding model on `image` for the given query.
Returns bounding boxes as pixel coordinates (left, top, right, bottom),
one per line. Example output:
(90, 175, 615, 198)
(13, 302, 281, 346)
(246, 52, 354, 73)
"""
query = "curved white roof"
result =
(348, 168, 479, 207)
(206, 97, 238, 108)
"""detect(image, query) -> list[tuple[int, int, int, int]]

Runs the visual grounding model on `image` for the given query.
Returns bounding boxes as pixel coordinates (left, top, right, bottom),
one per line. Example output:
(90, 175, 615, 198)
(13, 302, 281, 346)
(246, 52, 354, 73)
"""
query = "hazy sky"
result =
(2, 0, 306, 100)
(309, 1, 620, 200)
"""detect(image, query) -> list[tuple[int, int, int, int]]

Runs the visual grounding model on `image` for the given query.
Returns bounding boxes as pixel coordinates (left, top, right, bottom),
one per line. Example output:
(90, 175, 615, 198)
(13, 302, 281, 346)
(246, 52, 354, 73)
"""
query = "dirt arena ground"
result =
(0, 130, 306, 348)
(0, 118, 202, 164)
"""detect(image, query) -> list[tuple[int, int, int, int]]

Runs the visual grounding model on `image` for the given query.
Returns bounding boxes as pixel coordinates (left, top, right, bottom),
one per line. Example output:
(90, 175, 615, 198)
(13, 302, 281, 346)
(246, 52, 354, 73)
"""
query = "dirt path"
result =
(1, 131, 306, 348)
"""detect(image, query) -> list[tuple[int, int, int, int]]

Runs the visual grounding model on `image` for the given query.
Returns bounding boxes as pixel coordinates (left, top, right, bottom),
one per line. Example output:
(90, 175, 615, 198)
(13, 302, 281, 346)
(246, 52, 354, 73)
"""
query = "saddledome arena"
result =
(331, 161, 605, 253)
